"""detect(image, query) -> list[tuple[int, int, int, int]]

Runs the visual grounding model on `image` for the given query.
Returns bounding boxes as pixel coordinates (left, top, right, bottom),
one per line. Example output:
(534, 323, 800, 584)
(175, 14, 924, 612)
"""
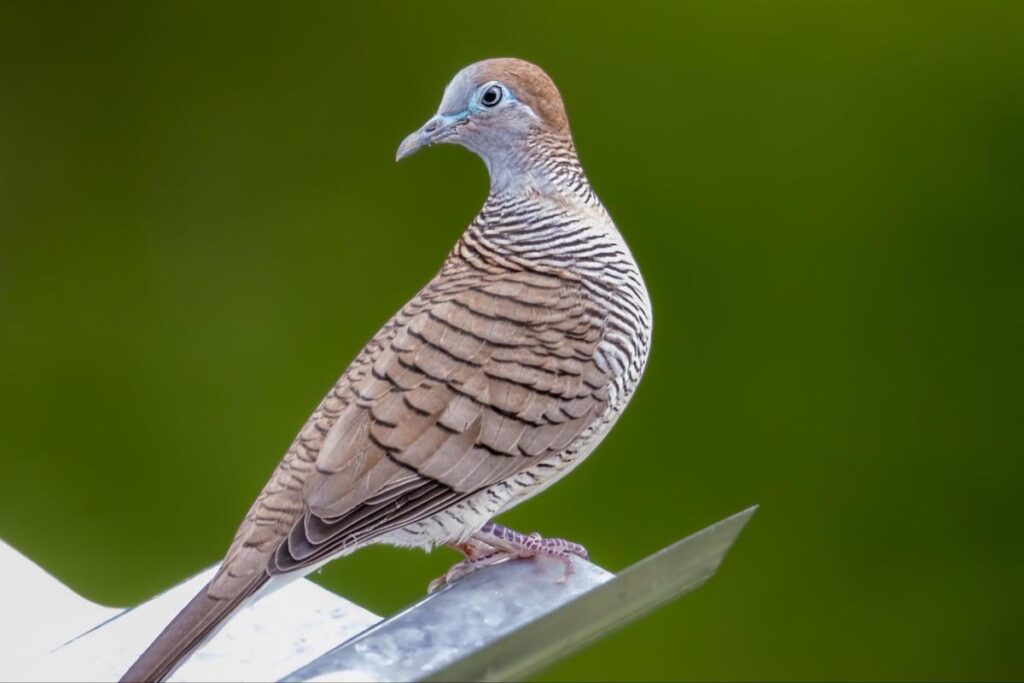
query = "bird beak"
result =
(395, 112, 467, 161)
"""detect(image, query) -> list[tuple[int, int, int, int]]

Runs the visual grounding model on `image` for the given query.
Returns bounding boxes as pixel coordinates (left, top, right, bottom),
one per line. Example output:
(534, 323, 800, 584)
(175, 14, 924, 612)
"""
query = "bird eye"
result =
(480, 84, 504, 108)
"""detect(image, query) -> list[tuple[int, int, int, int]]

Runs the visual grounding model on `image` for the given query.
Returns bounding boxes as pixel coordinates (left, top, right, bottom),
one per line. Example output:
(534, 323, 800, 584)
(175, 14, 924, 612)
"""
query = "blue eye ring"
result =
(480, 84, 504, 108)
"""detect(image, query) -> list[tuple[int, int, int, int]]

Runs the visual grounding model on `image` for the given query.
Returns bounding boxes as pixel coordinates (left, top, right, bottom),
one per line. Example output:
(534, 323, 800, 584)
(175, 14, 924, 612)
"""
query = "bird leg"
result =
(428, 522, 589, 593)
(428, 538, 506, 593)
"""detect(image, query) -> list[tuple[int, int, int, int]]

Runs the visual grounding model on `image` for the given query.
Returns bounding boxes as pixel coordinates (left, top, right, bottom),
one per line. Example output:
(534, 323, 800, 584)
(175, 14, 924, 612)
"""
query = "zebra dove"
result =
(122, 57, 653, 682)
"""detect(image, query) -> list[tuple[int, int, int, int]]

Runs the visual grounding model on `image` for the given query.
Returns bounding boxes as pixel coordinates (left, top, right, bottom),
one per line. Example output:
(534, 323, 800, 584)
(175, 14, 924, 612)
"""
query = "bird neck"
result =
(483, 130, 597, 207)
(463, 132, 624, 276)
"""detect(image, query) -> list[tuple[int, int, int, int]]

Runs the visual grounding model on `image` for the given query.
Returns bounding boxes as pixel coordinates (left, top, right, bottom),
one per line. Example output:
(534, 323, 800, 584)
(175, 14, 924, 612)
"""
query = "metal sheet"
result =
(12, 564, 382, 683)
(286, 506, 757, 683)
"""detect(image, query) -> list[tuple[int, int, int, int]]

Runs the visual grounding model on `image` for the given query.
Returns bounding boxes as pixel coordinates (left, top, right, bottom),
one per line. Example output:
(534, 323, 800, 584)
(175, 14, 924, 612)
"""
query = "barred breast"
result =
(382, 184, 653, 548)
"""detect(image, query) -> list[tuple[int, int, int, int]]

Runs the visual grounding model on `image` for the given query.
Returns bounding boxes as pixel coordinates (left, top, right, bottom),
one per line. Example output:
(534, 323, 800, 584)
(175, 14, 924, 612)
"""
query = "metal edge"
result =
(424, 505, 758, 682)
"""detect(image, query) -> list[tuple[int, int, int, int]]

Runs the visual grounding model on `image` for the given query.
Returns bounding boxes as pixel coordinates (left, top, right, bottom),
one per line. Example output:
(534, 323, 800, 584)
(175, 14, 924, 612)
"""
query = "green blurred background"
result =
(1, 1, 1022, 680)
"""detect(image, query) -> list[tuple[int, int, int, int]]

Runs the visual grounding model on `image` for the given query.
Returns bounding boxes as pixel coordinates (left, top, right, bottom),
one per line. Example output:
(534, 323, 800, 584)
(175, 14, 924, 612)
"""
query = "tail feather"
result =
(120, 574, 269, 682)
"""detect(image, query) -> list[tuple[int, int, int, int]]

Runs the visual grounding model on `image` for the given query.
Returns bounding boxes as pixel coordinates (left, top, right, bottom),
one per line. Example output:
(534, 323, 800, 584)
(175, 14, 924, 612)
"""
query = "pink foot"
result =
(429, 523, 589, 593)
(428, 541, 508, 593)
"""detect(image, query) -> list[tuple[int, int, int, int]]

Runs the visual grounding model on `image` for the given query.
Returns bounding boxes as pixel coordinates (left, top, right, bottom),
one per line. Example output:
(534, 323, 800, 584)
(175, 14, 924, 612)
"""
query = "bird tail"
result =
(120, 574, 269, 683)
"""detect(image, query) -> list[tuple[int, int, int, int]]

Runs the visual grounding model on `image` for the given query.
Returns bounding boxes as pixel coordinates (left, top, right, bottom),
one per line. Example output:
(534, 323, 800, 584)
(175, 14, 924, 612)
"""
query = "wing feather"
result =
(266, 270, 610, 575)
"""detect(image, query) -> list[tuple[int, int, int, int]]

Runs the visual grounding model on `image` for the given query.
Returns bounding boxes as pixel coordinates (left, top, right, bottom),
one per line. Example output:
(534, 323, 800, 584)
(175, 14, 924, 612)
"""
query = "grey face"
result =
(396, 65, 541, 164)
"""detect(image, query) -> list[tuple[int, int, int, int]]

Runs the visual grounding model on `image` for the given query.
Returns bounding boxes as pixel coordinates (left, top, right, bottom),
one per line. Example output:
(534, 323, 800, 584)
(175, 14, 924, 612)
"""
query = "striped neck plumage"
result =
(462, 130, 626, 274)
(484, 130, 598, 208)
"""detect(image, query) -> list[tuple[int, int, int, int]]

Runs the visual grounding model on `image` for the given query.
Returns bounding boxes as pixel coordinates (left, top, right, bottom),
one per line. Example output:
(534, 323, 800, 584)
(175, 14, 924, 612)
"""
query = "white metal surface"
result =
(2, 507, 756, 683)
(0, 541, 123, 678)
(1, 548, 380, 683)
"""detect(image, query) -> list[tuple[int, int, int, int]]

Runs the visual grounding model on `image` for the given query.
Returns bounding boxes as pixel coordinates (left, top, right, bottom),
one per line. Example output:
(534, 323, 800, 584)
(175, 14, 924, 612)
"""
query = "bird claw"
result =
(429, 524, 589, 593)
(428, 549, 513, 593)
(527, 535, 588, 583)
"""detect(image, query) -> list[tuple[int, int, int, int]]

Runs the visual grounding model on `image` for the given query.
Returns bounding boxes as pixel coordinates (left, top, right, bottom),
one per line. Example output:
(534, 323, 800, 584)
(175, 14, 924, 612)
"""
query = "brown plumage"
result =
(473, 58, 571, 135)
(122, 58, 651, 682)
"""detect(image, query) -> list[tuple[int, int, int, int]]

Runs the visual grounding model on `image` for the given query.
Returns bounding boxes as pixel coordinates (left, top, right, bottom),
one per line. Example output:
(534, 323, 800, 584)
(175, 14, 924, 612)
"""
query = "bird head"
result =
(396, 58, 575, 192)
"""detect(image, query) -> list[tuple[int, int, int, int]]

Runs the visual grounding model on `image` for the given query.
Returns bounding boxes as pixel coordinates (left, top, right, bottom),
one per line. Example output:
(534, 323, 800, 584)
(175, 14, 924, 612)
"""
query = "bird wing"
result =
(121, 266, 610, 682)
(268, 267, 611, 573)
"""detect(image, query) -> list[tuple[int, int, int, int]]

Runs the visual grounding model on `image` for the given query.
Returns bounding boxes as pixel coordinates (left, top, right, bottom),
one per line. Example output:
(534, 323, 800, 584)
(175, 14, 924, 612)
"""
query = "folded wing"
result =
(270, 270, 610, 573)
